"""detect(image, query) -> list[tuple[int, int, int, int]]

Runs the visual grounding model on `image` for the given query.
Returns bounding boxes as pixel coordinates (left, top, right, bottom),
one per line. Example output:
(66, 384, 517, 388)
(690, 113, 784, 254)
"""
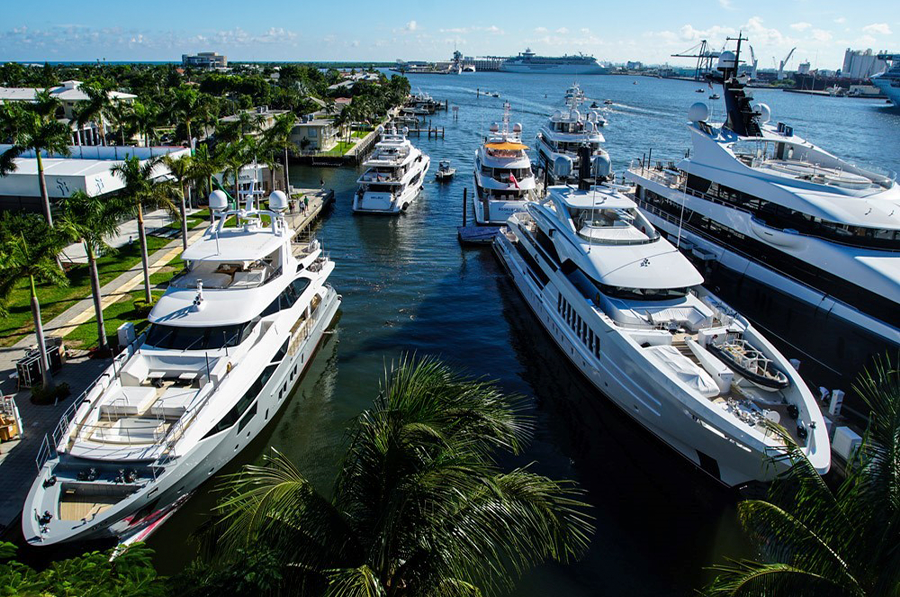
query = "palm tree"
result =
(57, 190, 125, 352)
(703, 355, 900, 597)
(205, 355, 593, 597)
(0, 212, 68, 388)
(171, 87, 204, 152)
(191, 144, 222, 204)
(262, 112, 296, 193)
(72, 80, 114, 146)
(162, 154, 195, 251)
(108, 100, 137, 146)
(130, 100, 159, 147)
(0, 91, 72, 226)
(222, 141, 253, 209)
(111, 156, 180, 302)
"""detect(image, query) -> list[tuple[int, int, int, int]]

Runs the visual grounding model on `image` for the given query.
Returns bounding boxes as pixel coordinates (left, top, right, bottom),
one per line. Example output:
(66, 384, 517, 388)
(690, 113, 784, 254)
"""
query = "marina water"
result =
(149, 73, 900, 594)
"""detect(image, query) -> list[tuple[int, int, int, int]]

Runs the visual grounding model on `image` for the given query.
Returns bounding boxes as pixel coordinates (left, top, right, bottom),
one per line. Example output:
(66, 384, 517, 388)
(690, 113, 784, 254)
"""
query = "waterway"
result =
(150, 73, 900, 595)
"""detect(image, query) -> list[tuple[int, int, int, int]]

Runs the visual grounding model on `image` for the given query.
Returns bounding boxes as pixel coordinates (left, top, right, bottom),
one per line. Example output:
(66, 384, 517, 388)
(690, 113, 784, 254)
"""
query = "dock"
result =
(286, 187, 335, 233)
(457, 226, 501, 245)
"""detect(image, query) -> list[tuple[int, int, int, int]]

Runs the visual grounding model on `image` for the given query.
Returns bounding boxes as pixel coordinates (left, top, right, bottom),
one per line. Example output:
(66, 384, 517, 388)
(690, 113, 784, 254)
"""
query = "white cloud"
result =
(534, 26, 548, 33)
(404, 20, 418, 32)
(834, 17, 846, 24)
(862, 23, 892, 35)
(811, 29, 832, 42)
(718, 0, 734, 9)
(790, 22, 812, 32)
(556, 27, 569, 34)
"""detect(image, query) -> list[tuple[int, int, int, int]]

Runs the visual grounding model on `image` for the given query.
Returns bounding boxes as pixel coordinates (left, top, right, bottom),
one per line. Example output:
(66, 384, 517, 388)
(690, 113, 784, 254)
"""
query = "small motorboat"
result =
(491, 92, 500, 97)
(696, 88, 706, 93)
(603, 99, 613, 105)
(709, 93, 720, 100)
(708, 337, 790, 391)
(590, 101, 600, 108)
(435, 160, 456, 181)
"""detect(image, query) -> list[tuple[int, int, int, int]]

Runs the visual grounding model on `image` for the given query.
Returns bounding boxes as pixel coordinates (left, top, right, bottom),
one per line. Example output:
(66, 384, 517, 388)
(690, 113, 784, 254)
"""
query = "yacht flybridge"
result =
(537, 83, 610, 184)
(473, 103, 537, 225)
(625, 41, 900, 348)
(354, 126, 429, 214)
(23, 190, 341, 546)
(493, 165, 830, 486)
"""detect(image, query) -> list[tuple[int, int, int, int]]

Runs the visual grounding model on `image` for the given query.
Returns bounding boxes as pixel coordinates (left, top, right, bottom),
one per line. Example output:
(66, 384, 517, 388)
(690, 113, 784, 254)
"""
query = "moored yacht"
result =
(536, 84, 610, 183)
(23, 190, 341, 545)
(493, 164, 830, 486)
(354, 127, 430, 214)
(473, 103, 537, 225)
(872, 53, 900, 107)
(624, 42, 900, 371)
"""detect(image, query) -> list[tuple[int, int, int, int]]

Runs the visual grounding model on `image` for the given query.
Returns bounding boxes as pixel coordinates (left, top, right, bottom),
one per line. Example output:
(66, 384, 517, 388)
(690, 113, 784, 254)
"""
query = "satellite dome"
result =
(376, 125, 385, 135)
(552, 110, 562, 120)
(513, 122, 523, 133)
(490, 123, 500, 132)
(591, 154, 612, 179)
(585, 121, 595, 132)
(268, 190, 288, 212)
(756, 103, 772, 123)
(717, 51, 737, 70)
(553, 155, 573, 178)
(209, 190, 229, 212)
(687, 102, 710, 123)
(402, 126, 409, 135)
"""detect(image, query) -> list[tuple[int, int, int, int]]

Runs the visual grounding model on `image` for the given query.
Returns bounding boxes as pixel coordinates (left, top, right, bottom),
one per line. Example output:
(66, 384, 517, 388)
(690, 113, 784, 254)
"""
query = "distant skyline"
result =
(2, 0, 898, 71)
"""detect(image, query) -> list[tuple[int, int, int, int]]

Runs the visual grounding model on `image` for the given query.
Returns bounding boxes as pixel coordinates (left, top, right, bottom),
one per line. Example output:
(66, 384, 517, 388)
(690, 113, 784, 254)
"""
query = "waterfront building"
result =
(181, 52, 228, 69)
(290, 116, 339, 152)
(0, 145, 189, 213)
(840, 49, 887, 79)
(219, 106, 291, 136)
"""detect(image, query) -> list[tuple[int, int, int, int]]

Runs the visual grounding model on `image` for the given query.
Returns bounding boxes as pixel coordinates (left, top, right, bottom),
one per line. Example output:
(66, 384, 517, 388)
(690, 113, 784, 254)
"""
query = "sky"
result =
(1, 0, 898, 70)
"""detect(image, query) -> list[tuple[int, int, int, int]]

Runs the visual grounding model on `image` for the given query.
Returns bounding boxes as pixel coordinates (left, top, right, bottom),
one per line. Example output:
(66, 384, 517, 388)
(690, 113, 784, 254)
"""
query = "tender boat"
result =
(23, 189, 342, 546)
(492, 150, 830, 486)
(435, 160, 456, 181)
(709, 93, 720, 100)
(708, 337, 789, 391)
(473, 102, 537, 225)
(353, 126, 430, 214)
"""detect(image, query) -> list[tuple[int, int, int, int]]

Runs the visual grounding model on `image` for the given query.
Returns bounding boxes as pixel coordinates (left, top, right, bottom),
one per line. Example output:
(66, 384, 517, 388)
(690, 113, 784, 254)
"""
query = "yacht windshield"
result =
(145, 322, 253, 350)
(570, 207, 659, 244)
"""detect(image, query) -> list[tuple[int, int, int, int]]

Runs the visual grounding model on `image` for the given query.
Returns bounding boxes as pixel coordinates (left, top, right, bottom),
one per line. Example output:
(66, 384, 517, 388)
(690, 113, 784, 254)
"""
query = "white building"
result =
(797, 61, 811, 75)
(0, 145, 189, 213)
(182, 52, 228, 69)
(841, 49, 887, 79)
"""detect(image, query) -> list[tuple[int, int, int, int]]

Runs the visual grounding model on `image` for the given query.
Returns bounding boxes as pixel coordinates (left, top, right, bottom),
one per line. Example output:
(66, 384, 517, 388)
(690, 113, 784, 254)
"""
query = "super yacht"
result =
(536, 84, 609, 184)
(493, 156, 830, 486)
(23, 190, 341, 545)
(624, 42, 900, 369)
(872, 53, 900, 107)
(473, 103, 537, 225)
(354, 127, 430, 214)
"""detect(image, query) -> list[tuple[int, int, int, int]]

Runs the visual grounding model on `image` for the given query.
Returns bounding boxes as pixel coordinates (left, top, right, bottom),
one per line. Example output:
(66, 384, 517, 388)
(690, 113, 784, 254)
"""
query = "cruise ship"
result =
(872, 53, 900, 107)
(493, 156, 830, 486)
(536, 84, 609, 183)
(354, 127, 430, 214)
(624, 42, 900, 386)
(500, 48, 607, 75)
(23, 190, 341, 545)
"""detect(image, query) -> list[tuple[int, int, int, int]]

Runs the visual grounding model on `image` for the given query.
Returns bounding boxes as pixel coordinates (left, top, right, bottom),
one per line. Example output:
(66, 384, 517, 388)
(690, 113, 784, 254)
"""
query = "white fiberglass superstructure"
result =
(354, 127, 430, 214)
(625, 44, 900, 348)
(23, 190, 341, 546)
(473, 103, 537, 225)
(872, 53, 900, 107)
(536, 84, 609, 184)
(493, 181, 830, 486)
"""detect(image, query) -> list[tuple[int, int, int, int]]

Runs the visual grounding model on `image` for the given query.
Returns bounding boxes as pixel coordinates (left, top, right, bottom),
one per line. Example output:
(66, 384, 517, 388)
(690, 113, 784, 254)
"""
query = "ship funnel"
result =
(577, 144, 592, 191)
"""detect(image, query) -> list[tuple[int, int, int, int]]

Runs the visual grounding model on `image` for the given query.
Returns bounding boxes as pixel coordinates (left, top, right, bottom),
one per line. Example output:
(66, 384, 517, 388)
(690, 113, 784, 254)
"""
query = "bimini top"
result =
(182, 223, 286, 262)
(550, 185, 637, 210)
(485, 141, 529, 151)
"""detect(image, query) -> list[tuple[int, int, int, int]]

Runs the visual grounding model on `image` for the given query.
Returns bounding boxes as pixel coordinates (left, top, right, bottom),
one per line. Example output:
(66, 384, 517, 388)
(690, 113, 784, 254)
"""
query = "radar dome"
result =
(585, 121, 595, 132)
(591, 154, 612, 179)
(553, 155, 573, 178)
(402, 126, 409, 136)
(717, 51, 737, 70)
(552, 110, 562, 120)
(490, 123, 500, 132)
(209, 190, 229, 212)
(687, 102, 710, 123)
(756, 103, 771, 123)
(513, 122, 523, 133)
(268, 190, 288, 212)
(376, 125, 385, 135)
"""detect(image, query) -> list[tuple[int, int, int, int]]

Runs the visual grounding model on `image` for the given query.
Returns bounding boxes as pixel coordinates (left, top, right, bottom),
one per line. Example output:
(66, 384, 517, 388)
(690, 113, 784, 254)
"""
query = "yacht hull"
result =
(353, 156, 430, 214)
(493, 232, 793, 487)
(23, 288, 342, 546)
(500, 63, 607, 75)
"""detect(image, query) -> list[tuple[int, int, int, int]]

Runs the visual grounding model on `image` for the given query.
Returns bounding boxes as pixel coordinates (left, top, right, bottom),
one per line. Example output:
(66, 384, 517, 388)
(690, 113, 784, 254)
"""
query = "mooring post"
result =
(463, 188, 468, 227)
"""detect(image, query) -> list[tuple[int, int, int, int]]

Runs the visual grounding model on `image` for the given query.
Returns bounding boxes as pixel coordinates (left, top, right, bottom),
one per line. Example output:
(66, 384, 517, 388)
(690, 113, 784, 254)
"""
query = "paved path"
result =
(0, 219, 210, 536)
(285, 188, 334, 234)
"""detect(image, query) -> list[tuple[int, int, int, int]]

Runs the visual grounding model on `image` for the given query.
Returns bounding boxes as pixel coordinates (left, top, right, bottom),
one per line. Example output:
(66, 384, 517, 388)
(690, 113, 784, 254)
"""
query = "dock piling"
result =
(462, 188, 467, 227)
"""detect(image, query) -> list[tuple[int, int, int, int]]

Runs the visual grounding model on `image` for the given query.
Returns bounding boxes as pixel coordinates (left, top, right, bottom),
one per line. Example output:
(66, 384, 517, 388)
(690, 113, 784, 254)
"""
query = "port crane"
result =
(775, 47, 797, 80)
(672, 40, 721, 80)
(747, 45, 759, 80)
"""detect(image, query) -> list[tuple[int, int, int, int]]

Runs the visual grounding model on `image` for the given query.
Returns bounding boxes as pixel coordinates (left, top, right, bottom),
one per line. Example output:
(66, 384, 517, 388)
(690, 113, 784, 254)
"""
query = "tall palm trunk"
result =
(29, 275, 54, 389)
(86, 243, 107, 351)
(186, 121, 193, 154)
(180, 184, 189, 252)
(136, 205, 151, 302)
(283, 147, 290, 192)
(35, 152, 53, 227)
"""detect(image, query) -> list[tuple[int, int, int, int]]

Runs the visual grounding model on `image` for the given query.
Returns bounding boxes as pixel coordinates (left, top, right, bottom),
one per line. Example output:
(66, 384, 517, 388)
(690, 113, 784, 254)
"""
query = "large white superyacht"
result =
(536, 84, 609, 184)
(872, 53, 900, 107)
(353, 126, 430, 214)
(473, 103, 538, 225)
(493, 160, 830, 486)
(625, 42, 900, 364)
(23, 190, 341, 545)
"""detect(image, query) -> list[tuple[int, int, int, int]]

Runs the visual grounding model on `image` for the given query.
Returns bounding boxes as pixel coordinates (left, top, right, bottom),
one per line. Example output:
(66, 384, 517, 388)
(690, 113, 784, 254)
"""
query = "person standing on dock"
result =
(304, 196, 309, 213)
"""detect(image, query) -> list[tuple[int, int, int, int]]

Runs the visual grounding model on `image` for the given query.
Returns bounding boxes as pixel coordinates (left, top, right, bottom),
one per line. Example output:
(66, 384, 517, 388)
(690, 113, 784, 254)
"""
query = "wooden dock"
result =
(457, 226, 501, 245)
(286, 187, 335, 234)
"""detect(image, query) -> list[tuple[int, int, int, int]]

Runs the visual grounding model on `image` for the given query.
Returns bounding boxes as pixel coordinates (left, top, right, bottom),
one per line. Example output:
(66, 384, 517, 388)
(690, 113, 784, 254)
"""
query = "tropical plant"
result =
(111, 156, 180, 302)
(0, 540, 165, 596)
(73, 79, 115, 146)
(0, 91, 72, 225)
(262, 112, 296, 193)
(191, 143, 222, 203)
(163, 154, 195, 251)
(194, 355, 593, 597)
(130, 100, 160, 147)
(57, 190, 127, 351)
(222, 140, 253, 207)
(0, 211, 69, 388)
(702, 355, 900, 597)
(171, 86, 206, 150)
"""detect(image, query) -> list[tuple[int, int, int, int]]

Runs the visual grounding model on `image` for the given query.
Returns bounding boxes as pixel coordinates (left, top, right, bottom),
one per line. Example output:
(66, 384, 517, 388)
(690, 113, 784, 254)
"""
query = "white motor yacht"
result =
(23, 190, 341, 545)
(871, 53, 899, 107)
(625, 42, 900, 351)
(536, 84, 610, 183)
(354, 127, 430, 214)
(473, 103, 537, 225)
(493, 174, 830, 486)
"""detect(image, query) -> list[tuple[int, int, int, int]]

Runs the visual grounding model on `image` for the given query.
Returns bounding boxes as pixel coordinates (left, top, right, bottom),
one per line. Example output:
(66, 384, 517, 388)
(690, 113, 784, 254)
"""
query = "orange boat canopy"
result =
(485, 141, 529, 151)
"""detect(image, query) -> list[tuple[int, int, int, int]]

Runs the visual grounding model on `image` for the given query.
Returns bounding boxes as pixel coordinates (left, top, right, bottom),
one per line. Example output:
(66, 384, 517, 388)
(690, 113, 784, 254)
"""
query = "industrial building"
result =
(841, 49, 887, 79)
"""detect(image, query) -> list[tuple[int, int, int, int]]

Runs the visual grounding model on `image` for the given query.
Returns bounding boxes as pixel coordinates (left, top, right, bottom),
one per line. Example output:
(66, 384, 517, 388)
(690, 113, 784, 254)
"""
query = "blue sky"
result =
(1, 0, 897, 69)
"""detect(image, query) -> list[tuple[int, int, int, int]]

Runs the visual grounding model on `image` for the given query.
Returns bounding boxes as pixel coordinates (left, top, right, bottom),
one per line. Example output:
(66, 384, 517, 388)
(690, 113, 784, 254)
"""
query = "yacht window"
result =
(204, 363, 277, 438)
(145, 322, 252, 350)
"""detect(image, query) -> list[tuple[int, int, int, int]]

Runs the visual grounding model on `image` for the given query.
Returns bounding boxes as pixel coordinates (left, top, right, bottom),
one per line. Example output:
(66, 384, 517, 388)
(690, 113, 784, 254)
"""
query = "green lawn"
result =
(351, 130, 368, 139)
(65, 290, 161, 351)
(323, 141, 355, 156)
(0, 214, 205, 348)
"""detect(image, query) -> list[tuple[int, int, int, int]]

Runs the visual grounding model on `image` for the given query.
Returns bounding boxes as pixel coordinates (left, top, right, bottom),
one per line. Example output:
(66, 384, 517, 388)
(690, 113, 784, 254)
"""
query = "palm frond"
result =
(703, 559, 862, 597)
(324, 566, 386, 597)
